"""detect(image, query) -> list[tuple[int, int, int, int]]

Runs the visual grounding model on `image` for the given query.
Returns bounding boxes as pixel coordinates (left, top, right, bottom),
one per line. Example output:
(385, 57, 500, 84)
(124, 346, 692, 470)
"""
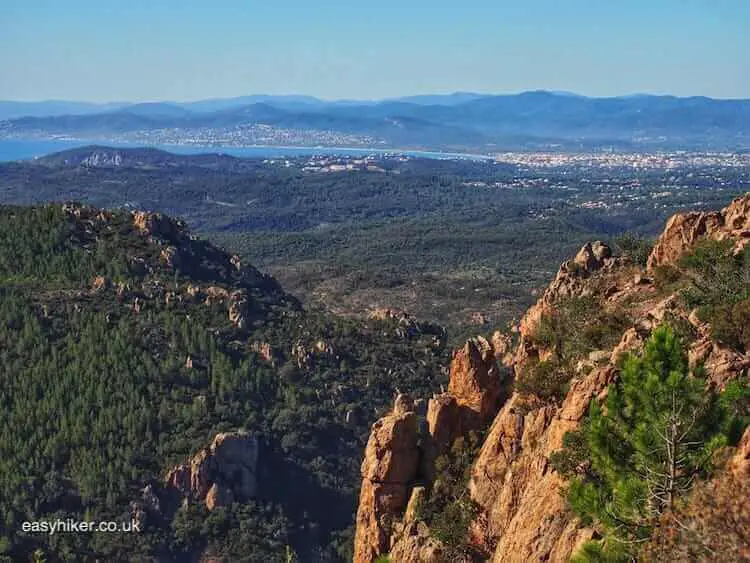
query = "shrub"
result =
(548, 430, 588, 477)
(418, 433, 483, 559)
(613, 233, 653, 267)
(532, 296, 630, 363)
(680, 240, 749, 310)
(679, 241, 750, 351)
(515, 358, 572, 403)
(712, 297, 750, 352)
(653, 263, 683, 291)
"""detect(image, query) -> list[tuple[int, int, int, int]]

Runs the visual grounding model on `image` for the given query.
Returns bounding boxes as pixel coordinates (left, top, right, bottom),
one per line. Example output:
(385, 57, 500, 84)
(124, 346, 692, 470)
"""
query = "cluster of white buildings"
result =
(492, 151, 750, 169)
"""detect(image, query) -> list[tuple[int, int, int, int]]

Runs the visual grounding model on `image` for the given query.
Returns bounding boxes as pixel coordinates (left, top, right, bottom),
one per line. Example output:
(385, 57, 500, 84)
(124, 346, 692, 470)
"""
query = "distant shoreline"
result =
(0, 138, 493, 163)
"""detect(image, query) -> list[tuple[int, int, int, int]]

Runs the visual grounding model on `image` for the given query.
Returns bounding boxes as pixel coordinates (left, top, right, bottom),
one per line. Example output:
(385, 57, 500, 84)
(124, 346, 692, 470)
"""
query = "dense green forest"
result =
(0, 205, 448, 562)
(1, 151, 746, 333)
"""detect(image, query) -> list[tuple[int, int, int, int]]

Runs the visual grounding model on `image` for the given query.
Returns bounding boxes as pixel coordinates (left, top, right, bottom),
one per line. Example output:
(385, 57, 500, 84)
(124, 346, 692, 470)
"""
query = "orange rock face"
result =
(426, 394, 459, 451)
(448, 335, 504, 423)
(468, 364, 617, 561)
(729, 427, 750, 479)
(132, 210, 184, 239)
(354, 409, 420, 563)
(647, 194, 750, 270)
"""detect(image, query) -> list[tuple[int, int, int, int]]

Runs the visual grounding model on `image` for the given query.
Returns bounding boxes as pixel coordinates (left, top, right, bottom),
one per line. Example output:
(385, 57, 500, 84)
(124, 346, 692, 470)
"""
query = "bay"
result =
(0, 138, 490, 163)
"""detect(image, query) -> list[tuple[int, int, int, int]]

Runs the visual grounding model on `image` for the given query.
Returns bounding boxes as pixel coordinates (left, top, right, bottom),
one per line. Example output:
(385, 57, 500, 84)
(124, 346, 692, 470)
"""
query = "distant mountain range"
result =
(1, 91, 749, 151)
(0, 93, 493, 120)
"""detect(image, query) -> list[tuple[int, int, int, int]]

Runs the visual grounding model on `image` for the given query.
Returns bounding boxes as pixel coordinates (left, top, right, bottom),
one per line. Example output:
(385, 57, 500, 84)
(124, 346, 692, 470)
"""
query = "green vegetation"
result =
(416, 433, 483, 560)
(0, 205, 449, 562)
(0, 156, 745, 561)
(516, 358, 572, 403)
(679, 240, 750, 351)
(520, 296, 630, 403)
(612, 233, 653, 267)
(551, 326, 748, 562)
(533, 296, 630, 363)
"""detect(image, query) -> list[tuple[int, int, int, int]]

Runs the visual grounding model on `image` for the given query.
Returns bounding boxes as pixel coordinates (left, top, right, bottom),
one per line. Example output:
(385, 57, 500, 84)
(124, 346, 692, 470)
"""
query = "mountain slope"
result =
(0, 203, 450, 562)
(3, 92, 749, 150)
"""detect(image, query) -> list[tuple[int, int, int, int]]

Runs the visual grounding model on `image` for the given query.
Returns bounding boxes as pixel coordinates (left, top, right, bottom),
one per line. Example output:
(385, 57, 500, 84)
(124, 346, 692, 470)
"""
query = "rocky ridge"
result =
(353, 194, 750, 562)
(63, 202, 299, 335)
(353, 335, 508, 562)
(165, 431, 259, 512)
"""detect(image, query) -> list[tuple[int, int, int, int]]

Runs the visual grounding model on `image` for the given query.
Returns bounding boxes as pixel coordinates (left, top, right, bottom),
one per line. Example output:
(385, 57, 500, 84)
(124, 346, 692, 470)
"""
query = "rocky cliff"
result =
(353, 194, 750, 562)
(165, 431, 259, 511)
(353, 335, 508, 562)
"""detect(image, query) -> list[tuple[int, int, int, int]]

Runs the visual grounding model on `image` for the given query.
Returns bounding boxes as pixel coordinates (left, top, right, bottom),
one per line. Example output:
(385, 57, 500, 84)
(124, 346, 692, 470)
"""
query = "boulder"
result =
(205, 483, 234, 511)
(160, 246, 181, 269)
(165, 431, 258, 512)
(91, 275, 111, 292)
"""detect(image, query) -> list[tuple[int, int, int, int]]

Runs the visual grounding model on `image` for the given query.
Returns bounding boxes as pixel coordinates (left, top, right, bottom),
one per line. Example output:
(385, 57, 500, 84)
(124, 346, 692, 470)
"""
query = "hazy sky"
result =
(1, 0, 748, 102)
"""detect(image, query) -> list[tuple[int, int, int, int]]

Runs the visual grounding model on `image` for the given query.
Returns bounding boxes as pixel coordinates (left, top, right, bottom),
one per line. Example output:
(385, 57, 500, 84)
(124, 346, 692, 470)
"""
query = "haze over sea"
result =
(0, 139, 490, 163)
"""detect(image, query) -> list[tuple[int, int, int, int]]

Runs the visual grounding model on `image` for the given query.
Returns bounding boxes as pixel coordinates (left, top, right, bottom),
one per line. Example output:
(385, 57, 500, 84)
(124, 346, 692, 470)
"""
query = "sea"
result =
(0, 138, 491, 163)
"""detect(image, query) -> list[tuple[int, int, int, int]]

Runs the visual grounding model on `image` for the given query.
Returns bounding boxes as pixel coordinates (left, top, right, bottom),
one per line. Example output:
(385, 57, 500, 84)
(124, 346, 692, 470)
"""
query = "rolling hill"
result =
(2, 91, 749, 151)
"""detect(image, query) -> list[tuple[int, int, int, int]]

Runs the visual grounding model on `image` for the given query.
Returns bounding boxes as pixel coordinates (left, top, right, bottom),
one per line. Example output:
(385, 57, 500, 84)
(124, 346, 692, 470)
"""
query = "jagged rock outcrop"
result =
(647, 194, 750, 270)
(355, 335, 506, 561)
(426, 394, 460, 455)
(448, 335, 503, 423)
(132, 210, 185, 241)
(467, 201, 750, 561)
(354, 405, 420, 563)
(491, 330, 514, 366)
(519, 241, 617, 341)
(355, 196, 750, 563)
(227, 289, 248, 329)
(165, 431, 258, 512)
(423, 334, 506, 469)
(468, 363, 617, 561)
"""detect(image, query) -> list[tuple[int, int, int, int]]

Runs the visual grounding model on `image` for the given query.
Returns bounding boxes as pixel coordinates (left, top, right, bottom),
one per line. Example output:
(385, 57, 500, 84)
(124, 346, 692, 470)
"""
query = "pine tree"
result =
(568, 325, 744, 562)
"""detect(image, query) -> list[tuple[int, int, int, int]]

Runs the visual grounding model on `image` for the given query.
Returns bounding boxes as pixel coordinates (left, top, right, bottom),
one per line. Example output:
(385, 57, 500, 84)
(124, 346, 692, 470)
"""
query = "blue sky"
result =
(1, 0, 748, 101)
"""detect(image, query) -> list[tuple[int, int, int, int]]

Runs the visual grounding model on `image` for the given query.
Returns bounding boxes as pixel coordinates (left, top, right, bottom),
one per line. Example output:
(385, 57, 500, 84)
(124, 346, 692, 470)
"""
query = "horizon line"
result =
(3, 89, 750, 105)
